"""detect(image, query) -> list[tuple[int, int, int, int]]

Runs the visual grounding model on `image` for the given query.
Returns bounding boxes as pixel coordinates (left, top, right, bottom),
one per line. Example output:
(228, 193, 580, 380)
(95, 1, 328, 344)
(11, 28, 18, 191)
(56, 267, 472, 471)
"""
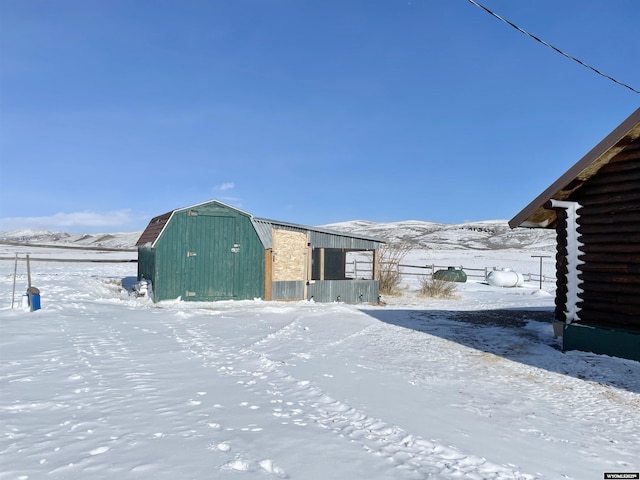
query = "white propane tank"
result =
(487, 268, 524, 288)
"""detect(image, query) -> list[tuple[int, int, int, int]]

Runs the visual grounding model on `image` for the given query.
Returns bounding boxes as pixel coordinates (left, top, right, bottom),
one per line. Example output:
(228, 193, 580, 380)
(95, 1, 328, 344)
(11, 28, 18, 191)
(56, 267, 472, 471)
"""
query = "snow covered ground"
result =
(1, 227, 639, 480)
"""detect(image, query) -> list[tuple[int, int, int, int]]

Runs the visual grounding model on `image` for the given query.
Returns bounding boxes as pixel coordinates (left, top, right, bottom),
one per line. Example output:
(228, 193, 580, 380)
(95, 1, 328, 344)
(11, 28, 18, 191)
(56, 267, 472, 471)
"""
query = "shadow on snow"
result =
(363, 306, 640, 394)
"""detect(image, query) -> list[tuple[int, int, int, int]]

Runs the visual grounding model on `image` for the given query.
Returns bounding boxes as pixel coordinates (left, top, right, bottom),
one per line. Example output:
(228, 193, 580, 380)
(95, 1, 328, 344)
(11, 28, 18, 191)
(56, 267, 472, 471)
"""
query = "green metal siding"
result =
(185, 214, 236, 299)
(153, 212, 187, 301)
(137, 247, 156, 283)
(233, 212, 265, 299)
(149, 202, 264, 302)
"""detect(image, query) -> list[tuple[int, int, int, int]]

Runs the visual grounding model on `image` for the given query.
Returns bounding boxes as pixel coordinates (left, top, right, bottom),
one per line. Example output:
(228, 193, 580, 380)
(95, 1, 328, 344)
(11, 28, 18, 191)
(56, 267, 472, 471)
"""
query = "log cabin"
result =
(510, 107, 640, 361)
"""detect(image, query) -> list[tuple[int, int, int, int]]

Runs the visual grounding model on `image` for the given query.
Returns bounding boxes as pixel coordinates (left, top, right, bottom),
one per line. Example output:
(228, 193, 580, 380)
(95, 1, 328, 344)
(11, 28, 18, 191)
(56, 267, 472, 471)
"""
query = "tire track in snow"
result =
(1, 312, 156, 474)
(173, 318, 539, 480)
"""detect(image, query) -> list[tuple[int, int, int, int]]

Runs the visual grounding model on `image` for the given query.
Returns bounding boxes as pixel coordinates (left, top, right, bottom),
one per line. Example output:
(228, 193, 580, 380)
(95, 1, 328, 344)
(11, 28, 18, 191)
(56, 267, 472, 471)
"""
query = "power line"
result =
(465, 0, 640, 94)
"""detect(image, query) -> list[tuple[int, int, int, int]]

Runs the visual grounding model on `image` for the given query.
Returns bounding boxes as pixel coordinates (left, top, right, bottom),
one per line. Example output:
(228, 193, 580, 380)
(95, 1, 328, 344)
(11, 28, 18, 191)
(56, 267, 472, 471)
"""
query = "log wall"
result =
(554, 209, 569, 322)
(571, 137, 640, 329)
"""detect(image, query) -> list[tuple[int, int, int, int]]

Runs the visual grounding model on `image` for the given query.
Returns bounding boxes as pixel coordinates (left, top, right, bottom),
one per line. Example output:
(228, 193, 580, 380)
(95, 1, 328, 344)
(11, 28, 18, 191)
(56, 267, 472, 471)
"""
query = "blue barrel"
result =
(28, 287, 41, 311)
(31, 294, 41, 311)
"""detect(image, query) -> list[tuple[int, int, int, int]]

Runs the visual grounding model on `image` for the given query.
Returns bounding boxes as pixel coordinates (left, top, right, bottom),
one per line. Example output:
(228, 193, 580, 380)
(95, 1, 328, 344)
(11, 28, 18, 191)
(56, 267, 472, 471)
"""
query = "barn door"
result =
(184, 213, 237, 300)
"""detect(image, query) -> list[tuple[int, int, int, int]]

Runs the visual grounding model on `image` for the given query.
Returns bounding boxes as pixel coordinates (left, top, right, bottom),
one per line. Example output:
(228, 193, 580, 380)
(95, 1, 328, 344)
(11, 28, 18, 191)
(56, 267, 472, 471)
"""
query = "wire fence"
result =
(346, 260, 555, 286)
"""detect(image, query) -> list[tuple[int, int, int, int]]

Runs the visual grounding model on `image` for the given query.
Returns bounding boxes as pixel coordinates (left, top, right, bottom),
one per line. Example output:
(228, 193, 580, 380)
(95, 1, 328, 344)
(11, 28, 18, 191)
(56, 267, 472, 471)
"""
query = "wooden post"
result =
(26, 254, 33, 311)
(11, 253, 18, 309)
(264, 249, 273, 301)
(303, 240, 311, 300)
(372, 249, 380, 280)
(26, 254, 31, 288)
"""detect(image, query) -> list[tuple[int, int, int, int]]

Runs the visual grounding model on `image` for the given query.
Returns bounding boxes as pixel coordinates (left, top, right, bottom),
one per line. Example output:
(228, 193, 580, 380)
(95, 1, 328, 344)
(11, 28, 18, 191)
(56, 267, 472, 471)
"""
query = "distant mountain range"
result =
(321, 220, 556, 251)
(0, 220, 556, 252)
(0, 230, 141, 251)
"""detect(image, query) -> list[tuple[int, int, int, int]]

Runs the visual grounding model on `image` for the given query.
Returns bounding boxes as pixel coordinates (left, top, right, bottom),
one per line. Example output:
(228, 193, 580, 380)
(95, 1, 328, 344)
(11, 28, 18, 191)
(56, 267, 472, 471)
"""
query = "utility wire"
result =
(465, 0, 640, 94)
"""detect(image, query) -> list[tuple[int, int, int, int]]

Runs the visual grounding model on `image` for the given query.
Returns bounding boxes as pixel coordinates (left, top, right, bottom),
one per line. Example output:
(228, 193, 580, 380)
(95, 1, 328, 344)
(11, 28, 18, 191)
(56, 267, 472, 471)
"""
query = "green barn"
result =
(136, 200, 384, 303)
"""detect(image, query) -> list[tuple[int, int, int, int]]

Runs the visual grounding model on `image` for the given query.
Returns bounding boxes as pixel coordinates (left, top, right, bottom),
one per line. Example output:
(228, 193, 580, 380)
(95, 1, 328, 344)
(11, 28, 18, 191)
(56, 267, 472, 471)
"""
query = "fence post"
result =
(26, 254, 33, 311)
(11, 253, 18, 309)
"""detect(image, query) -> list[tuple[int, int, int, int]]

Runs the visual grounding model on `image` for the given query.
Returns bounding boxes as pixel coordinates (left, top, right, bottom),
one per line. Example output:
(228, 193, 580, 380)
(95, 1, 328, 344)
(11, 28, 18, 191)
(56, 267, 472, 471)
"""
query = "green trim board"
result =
(563, 323, 640, 361)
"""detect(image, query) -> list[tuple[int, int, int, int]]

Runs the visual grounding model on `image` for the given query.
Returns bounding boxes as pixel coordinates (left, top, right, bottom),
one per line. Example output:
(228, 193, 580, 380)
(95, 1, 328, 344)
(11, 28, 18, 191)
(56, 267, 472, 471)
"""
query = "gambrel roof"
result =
(136, 200, 385, 248)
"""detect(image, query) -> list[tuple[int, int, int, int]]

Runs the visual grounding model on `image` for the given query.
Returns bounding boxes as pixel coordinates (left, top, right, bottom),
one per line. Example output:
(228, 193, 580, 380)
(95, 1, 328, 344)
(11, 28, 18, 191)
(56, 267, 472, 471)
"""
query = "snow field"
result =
(1, 253, 639, 479)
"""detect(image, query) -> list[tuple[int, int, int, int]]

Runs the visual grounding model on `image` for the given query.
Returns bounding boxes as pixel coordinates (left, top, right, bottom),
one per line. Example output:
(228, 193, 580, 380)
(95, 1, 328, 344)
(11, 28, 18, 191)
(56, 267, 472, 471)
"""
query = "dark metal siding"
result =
(308, 280, 379, 303)
(252, 218, 383, 250)
(308, 230, 379, 250)
(252, 219, 274, 248)
(272, 281, 304, 300)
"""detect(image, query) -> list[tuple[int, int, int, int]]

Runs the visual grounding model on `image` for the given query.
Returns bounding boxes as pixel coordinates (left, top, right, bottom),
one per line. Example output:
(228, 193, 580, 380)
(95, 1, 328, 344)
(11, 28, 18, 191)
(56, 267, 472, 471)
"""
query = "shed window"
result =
(312, 249, 375, 280)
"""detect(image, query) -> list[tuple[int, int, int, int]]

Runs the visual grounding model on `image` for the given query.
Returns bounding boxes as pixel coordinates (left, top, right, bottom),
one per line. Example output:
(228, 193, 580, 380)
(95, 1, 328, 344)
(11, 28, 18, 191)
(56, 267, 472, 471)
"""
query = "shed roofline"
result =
(509, 107, 640, 229)
(172, 199, 253, 217)
(137, 199, 252, 248)
(137, 199, 386, 248)
(255, 217, 386, 244)
(149, 210, 174, 248)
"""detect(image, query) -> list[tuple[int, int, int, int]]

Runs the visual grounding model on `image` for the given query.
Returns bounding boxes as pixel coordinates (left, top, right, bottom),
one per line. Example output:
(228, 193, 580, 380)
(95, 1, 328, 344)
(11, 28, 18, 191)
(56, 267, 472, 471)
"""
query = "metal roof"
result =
(509, 107, 640, 229)
(135, 210, 172, 247)
(135, 200, 253, 248)
(252, 217, 385, 250)
(136, 200, 385, 249)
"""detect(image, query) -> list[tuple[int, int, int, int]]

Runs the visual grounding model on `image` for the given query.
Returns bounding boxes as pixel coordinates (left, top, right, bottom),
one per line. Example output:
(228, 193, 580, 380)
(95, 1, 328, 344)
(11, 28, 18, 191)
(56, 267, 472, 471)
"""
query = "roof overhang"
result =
(509, 107, 640, 229)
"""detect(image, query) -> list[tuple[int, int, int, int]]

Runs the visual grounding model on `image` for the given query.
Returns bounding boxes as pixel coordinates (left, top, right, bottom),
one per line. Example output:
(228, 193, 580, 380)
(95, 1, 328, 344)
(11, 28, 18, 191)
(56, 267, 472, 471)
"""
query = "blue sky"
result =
(1, 0, 638, 233)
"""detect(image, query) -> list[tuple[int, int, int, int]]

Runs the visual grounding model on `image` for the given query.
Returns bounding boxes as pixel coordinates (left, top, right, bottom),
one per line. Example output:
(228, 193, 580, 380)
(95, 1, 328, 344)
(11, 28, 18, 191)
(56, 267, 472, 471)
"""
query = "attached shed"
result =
(136, 200, 384, 304)
(509, 107, 640, 361)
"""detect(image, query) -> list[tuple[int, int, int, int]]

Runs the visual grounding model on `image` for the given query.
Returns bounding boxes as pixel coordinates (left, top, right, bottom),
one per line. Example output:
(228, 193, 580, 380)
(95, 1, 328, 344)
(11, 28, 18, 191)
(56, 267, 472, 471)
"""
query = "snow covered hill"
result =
(0, 230, 140, 250)
(0, 219, 556, 252)
(321, 219, 556, 251)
